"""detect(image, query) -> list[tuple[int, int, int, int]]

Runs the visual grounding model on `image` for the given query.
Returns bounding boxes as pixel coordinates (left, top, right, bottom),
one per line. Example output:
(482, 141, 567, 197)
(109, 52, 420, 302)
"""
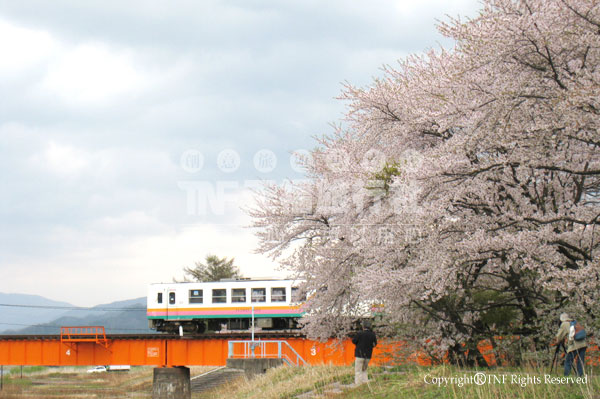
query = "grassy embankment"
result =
(0, 364, 597, 398)
(197, 364, 600, 399)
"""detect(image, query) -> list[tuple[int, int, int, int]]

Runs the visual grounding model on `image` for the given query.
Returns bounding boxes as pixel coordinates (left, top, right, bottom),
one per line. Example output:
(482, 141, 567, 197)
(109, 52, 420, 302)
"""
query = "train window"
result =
(189, 289, 203, 304)
(232, 288, 246, 303)
(271, 287, 286, 302)
(169, 292, 176, 305)
(212, 289, 227, 303)
(251, 288, 266, 303)
(157, 293, 163, 304)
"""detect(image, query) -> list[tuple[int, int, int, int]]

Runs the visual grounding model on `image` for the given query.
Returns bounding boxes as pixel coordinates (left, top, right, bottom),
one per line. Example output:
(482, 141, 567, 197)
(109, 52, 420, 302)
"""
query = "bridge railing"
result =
(60, 326, 109, 348)
(228, 340, 307, 366)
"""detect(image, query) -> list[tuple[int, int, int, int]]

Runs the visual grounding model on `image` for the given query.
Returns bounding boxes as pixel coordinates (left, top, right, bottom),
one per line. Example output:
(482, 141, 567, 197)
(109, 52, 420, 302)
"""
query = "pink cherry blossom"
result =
(250, 0, 600, 365)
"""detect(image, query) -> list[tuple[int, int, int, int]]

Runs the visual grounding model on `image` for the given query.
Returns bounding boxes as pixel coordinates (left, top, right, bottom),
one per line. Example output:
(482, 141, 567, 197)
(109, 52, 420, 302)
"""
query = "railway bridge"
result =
(0, 326, 374, 398)
(0, 327, 364, 367)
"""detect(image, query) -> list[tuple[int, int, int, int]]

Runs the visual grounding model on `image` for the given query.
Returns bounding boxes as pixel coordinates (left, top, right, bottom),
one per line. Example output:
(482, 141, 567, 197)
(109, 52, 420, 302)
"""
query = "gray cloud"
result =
(0, 0, 480, 305)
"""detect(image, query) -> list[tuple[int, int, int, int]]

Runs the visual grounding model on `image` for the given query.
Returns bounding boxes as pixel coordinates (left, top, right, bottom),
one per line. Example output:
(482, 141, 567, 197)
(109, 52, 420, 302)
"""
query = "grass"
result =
(8, 367, 46, 376)
(0, 366, 218, 398)
(0, 364, 597, 398)
(194, 363, 600, 399)
(193, 364, 354, 399)
(0, 366, 156, 398)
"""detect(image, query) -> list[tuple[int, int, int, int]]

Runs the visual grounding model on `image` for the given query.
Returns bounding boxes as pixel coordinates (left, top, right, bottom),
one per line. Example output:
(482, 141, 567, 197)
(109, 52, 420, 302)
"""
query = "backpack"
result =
(569, 320, 586, 341)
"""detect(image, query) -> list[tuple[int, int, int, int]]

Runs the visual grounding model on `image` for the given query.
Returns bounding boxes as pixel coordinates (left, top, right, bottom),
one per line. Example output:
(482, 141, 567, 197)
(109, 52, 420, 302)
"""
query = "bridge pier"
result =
(152, 367, 190, 399)
(226, 358, 284, 375)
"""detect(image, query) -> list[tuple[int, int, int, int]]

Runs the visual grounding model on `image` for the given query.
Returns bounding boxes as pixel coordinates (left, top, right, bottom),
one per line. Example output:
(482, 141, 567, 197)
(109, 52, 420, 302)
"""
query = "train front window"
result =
(271, 287, 286, 302)
(157, 293, 163, 304)
(189, 289, 203, 304)
(232, 288, 246, 303)
(251, 288, 266, 303)
(212, 289, 227, 303)
(169, 292, 176, 305)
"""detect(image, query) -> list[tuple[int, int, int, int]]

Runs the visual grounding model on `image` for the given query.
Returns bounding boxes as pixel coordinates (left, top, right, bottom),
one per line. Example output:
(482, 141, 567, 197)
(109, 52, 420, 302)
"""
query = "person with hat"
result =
(555, 312, 587, 376)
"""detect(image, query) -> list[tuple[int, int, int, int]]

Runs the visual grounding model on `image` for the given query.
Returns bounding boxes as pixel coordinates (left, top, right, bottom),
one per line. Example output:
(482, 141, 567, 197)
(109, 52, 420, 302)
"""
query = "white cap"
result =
(559, 313, 571, 322)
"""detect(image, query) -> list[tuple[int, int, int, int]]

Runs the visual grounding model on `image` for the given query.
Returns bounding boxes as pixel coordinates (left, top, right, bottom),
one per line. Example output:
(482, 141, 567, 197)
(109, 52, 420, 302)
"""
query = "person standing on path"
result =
(352, 320, 377, 385)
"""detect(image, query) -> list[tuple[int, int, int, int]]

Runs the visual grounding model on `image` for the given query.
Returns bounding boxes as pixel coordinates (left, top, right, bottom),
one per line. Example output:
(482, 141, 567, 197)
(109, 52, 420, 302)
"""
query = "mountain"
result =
(61, 297, 148, 320)
(0, 295, 151, 335)
(0, 293, 75, 333)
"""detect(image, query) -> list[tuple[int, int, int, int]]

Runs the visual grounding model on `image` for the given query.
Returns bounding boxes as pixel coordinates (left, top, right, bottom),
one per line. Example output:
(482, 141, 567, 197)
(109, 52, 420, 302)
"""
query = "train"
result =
(147, 279, 304, 334)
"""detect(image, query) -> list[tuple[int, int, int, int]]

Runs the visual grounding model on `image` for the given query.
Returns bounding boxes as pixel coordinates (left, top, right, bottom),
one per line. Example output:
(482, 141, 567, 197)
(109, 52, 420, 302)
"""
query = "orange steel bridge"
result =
(0, 327, 370, 367)
(6, 326, 591, 368)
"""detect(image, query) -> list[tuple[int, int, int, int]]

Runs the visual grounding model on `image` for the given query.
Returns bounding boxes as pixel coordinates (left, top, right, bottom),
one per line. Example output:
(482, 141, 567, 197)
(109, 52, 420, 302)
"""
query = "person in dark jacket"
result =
(352, 320, 377, 385)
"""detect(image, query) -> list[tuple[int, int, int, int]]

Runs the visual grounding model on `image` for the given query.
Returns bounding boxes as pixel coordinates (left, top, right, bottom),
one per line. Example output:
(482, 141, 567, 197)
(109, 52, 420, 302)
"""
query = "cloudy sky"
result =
(0, 0, 479, 306)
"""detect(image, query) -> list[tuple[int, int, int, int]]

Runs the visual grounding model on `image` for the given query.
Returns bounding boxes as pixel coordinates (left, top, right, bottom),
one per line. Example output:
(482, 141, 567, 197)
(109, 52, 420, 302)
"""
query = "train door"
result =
(166, 289, 177, 320)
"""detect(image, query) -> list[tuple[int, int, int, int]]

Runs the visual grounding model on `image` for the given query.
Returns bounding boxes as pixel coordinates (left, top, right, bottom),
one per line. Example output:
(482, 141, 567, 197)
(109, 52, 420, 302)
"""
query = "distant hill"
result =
(61, 298, 148, 320)
(0, 295, 152, 335)
(0, 293, 74, 333)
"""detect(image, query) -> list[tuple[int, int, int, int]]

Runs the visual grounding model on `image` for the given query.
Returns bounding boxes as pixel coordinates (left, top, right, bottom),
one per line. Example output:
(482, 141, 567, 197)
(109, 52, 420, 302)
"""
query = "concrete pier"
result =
(226, 358, 284, 375)
(152, 367, 191, 399)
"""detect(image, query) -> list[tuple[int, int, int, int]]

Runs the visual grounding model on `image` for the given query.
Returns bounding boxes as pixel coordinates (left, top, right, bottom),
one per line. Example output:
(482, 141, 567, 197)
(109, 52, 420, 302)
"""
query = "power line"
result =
(0, 322, 61, 328)
(0, 303, 146, 311)
(0, 322, 152, 332)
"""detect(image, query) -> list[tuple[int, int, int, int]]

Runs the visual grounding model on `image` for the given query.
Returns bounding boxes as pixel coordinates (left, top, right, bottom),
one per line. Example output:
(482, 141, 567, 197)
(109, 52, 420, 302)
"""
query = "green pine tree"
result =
(178, 254, 242, 282)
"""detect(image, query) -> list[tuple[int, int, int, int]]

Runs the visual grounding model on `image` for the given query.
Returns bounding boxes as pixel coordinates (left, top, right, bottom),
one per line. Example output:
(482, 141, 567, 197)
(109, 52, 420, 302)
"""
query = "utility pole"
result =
(251, 305, 255, 342)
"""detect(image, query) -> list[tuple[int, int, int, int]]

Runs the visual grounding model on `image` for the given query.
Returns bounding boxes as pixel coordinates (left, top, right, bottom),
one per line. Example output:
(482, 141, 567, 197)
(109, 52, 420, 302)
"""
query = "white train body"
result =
(147, 279, 304, 333)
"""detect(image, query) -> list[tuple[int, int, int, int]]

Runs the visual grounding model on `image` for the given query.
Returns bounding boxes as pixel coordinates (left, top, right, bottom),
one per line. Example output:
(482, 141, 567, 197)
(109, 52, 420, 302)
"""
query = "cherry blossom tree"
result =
(251, 0, 600, 365)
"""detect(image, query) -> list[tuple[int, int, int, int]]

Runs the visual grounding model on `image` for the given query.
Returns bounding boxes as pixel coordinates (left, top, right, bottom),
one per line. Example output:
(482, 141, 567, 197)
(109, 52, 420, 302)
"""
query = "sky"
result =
(0, 0, 480, 307)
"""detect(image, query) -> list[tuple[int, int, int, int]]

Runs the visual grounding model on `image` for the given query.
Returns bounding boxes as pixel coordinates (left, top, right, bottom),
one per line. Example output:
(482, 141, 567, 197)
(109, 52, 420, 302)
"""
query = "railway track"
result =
(0, 330, 305, 341)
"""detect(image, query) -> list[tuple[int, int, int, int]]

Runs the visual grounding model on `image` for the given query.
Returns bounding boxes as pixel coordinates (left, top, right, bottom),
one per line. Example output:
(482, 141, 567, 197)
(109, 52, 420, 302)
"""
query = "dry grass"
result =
(193, 364, 354, 399)
(0, 367, 152, 399)
(195, 364, 600, 399)
(2, 364, 598, 399)
(339, 364, 600, 399)
(0, 366, 216, 399)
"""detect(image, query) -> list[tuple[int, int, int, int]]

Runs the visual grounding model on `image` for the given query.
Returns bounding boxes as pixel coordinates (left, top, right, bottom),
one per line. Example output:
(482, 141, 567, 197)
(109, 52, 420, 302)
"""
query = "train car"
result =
(147, 279, 304, 334)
